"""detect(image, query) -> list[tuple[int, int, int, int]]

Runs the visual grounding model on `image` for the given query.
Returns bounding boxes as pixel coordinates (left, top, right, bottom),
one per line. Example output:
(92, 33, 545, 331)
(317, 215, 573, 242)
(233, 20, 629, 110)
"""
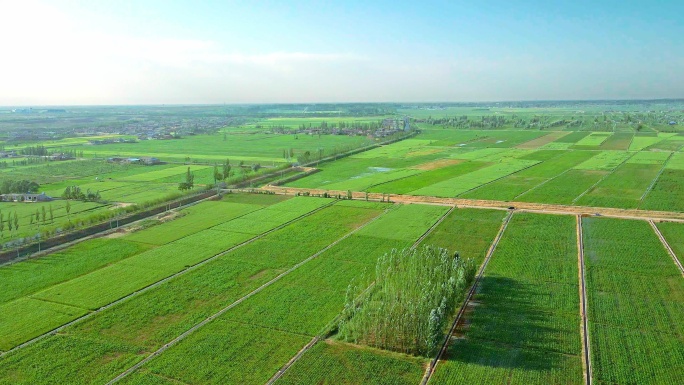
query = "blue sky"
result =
(1, 0, 682, 104)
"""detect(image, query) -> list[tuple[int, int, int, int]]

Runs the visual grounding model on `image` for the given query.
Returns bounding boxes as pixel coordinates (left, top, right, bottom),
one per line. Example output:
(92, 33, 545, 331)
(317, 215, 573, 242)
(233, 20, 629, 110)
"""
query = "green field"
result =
(283, 128, 684, 211)
(430, 213, 583, 384)
(582, 217, 684, 384)
(3, 102, 684, 384)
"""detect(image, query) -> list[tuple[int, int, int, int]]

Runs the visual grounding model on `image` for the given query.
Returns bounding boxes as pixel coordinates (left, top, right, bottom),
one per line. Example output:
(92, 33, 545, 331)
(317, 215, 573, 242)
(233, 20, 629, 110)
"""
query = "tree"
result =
(0, 212, 4, 235)
(13, 212, 18, 231)
(186, 167, 194, 189)
(42, 206, 47, 223)
(7, 213, 12, 232)
(65, 200, 71, 221)
(213, 164, 221, 183)
(222, 159, 231, 182)
(178, 167, 195, 191)
(49, 204, 54, 223)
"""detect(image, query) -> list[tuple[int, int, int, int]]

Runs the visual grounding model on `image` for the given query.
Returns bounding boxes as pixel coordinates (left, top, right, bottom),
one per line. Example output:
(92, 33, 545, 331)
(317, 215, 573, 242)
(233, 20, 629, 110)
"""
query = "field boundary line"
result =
(514, 167, 572, 200)
(105, 204, 392, 385)
(638, 151, 674, 206)
(454, 161, 541, 197)
(577, 215, 593, 385)
(265, 336, 320, 385)
(572, 151, 636, 204)
(649, 220, 684, 276)
(265, 205, 453, 385)
(0, 199, 338, 358)
(411, 205, 455, 248)
(420, 209, 514, 385)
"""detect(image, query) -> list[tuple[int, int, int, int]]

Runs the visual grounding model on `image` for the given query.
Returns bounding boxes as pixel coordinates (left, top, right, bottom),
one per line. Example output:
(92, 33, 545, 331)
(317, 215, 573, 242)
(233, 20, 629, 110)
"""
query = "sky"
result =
(1, 0, 683, 105)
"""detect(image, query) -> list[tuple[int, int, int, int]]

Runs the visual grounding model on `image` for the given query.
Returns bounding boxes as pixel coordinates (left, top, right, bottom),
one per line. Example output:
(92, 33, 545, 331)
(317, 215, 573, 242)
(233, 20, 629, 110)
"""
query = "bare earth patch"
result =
(411, 159, 463, 171)
(109, 202, 135, 210)
(104, 231, 127, 239)
(516, 131, 571, 149)
(405, 148, 445, 157)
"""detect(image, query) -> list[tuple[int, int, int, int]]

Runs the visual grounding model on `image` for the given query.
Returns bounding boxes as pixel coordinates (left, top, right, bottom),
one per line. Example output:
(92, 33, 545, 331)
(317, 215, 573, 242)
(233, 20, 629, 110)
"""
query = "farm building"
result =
(0, 192, 53, 202)
(107, 156, 161, 165)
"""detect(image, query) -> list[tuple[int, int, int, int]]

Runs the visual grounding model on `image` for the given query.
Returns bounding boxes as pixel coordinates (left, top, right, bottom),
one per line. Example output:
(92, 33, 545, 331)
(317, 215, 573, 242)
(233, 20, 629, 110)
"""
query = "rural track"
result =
(261, 185, 684, 223)
(649, 220, 684, 276)
(106, 203, 393, 384)
(0, 199, 339, 359)
(638, 151, 674, 204)
(571, 150, 636, 205)
(577, 215, 593, 385)
(265, 205, 454, 385)
(420, 209, 514, 385)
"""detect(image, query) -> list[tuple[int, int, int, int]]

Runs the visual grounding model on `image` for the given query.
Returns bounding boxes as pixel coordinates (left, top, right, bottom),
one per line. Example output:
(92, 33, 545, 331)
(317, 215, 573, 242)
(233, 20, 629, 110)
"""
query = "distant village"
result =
(4, 113, 234, 143)
(264, 117, 412, 138)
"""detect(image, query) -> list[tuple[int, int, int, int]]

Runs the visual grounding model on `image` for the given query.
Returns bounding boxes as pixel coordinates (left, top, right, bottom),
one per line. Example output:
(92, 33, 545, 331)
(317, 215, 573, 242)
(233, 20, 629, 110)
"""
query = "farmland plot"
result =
(0, 195, 302, 351)
(582, 217, 684, 384)
(656, 222, 684, 263)
(409, 159, 539, 197)
(573, 132, 612, 147)
(641, 169, 684, 212)
(94, 205, 386, 384)
(576, 161, 665, 209)
(599, 132, 633, 150)
(277, 341, 425, 385)
(0, 239, 149, 305)
(430, 213, 583, 385)
(574, 150, 632, 171)
(629, 133, 677, 151)
(461, 151, 594, 200)
(516, 169, 607, 205)
(261, 207, 506, 384)
(0, 201, 378, 384)
(367, 161, 490, 194)
(540, 131, 591, 149)
(516, 131, 571, 149)
(125, 200, 265, 245)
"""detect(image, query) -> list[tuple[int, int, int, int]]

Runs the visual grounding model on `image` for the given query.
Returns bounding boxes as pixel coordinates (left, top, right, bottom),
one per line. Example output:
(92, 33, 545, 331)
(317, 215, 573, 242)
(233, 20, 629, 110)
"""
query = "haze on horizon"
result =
(1, 0, 683, 106)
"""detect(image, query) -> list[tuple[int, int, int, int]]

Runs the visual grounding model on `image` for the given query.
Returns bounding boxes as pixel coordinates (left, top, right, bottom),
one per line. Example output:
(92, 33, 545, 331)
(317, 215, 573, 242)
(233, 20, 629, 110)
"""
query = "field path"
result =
(106, 203, 392, 384)
(639, 151, 675, 205)
(577, 215, 593, 385)
(421, 210, 513, 385)
(0, 199, 338, 359)
(649, 220, 684, 276)
(257, 186, 684, 222)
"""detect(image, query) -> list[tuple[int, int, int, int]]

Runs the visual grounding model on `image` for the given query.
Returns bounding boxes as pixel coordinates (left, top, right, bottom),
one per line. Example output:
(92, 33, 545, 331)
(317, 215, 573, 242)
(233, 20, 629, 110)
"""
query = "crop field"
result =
(3, 102, 684, 385)
(576, 162, 664, 209)
(574, 132, 613, 147)
(68, 131, 372, 164)
(582, 217, 684, 384)
(656, 221, 684, 261)
(282, 127, 684, 211)
(0, 194, 338, 352)
(430, 213, 583, 384)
